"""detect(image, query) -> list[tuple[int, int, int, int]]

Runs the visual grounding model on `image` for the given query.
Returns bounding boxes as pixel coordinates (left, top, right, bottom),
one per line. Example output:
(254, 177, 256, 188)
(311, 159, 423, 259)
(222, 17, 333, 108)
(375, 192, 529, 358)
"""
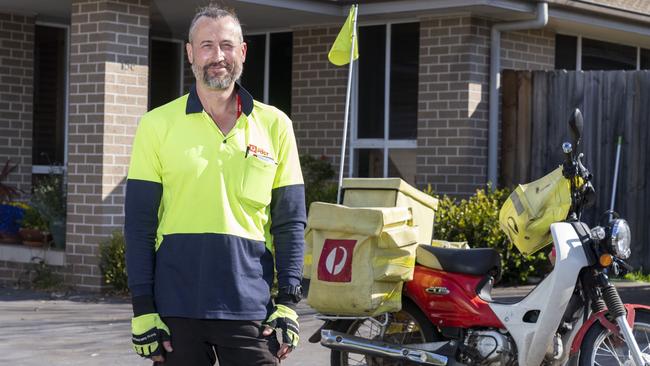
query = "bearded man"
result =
(124, 5, 305, 366)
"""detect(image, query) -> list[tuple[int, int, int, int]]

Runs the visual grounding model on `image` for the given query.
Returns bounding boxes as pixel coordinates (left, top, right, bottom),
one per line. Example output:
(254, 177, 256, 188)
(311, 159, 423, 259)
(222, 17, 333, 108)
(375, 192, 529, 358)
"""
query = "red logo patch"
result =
(317, 239, 356, 282)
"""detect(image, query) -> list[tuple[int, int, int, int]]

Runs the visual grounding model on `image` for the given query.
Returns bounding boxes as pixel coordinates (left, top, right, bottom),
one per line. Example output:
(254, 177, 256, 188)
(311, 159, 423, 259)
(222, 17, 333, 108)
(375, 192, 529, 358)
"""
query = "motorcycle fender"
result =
(569, 303, 650, 355)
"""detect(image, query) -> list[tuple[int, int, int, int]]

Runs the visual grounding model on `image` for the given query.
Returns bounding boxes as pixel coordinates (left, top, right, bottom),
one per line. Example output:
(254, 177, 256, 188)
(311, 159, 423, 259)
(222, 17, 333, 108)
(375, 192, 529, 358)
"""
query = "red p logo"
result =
(317, 239, 356, 282)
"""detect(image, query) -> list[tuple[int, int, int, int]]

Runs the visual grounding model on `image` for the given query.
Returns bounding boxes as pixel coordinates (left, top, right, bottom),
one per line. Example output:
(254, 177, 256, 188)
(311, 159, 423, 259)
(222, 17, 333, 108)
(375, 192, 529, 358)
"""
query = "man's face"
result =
(186, 16, 246, 90)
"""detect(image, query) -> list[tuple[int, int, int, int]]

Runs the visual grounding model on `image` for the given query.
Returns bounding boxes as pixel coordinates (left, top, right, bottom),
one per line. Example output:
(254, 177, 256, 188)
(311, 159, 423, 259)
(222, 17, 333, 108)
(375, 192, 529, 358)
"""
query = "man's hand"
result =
(262, 304, 299, 360)
(131, 313, 173, 362)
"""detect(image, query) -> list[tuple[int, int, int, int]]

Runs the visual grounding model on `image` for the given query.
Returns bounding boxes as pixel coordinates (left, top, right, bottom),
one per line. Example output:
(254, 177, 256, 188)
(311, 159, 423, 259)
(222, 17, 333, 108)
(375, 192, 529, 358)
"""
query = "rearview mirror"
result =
(569, 109, 583, 147)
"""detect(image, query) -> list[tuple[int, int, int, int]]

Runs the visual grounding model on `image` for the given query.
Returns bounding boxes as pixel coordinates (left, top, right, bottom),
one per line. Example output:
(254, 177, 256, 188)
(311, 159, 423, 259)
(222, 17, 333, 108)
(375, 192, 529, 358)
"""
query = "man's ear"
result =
(186, 42, 193, 64)
(241, 41, 247, 63)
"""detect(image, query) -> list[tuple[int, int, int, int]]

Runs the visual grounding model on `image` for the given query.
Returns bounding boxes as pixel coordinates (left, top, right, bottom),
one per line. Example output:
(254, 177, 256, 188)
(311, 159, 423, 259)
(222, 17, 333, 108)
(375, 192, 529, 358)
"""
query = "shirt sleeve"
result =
(270, 113, 306, 290)
(125, 115, 163, 312)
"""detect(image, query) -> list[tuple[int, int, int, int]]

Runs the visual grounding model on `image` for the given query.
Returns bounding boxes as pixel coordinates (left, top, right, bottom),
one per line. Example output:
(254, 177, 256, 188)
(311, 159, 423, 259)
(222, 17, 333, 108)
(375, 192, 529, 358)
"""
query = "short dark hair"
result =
(188, 4, 243, 43)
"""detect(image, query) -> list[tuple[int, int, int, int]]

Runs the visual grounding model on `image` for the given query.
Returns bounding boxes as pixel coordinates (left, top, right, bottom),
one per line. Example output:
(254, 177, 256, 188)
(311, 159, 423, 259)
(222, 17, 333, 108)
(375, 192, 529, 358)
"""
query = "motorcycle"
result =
(310, 109, 650, 366)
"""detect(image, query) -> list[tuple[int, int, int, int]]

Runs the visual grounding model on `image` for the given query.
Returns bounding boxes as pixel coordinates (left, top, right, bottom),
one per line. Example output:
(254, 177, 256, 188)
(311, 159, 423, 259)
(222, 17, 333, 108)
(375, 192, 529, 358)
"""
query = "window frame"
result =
(32, 21, 69, 175)
(556, 33, 646, 71)
(243, 29, 292, 104)
(149, 36, 185, 102)
(348, 20, 419, 179)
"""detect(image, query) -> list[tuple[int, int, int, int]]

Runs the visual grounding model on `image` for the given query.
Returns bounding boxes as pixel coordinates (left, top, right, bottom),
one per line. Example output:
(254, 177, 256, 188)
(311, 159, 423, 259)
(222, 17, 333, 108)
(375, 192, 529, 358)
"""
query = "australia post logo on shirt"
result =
(317, 239, 357, 282)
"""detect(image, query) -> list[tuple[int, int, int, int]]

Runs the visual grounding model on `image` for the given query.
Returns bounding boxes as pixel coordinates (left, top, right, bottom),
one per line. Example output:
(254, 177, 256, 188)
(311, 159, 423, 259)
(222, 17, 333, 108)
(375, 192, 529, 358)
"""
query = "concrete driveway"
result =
(0, 281, 647, 366)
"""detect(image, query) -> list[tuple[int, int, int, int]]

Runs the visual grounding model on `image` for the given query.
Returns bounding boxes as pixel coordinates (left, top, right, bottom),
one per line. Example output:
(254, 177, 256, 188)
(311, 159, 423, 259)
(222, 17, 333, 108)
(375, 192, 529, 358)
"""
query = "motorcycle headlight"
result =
(610, 219, 631, 259)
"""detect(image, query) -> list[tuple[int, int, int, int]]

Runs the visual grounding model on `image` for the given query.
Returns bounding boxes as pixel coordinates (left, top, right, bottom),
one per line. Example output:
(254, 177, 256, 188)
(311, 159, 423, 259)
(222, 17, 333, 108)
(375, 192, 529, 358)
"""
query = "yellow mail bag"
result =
(304, 202, 418, 316)
(499, 167, 572, 255)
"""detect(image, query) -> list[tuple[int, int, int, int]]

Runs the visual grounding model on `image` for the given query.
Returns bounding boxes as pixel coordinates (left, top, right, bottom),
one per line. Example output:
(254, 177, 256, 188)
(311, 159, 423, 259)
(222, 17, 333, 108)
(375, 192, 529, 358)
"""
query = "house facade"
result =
(1, 0, 649, 290)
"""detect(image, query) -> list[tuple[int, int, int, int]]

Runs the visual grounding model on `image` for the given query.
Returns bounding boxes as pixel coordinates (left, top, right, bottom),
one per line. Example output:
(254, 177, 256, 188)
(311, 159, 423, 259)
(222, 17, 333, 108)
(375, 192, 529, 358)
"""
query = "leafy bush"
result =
(99, 231, 128, 293)
(428, 185, 550, 285)
(31, 173, 66, 224)
(300, 155, 338, 211)
(19, 205, 48, 231)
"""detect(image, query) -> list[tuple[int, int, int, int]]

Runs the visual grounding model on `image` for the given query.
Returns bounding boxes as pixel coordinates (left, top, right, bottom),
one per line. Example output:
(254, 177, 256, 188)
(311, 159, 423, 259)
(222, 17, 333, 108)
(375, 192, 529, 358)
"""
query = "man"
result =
(125, 5, 305, 366)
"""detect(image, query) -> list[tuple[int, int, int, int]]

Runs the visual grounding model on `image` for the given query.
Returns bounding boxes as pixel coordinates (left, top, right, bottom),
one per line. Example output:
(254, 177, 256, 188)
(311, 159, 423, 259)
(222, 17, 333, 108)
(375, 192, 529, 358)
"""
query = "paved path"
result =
(0, 281, 647, 366)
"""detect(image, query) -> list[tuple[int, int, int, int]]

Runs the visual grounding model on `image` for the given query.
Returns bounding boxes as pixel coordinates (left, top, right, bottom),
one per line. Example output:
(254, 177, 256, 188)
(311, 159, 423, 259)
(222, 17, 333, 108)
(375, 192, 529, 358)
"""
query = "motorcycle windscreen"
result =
(499, 167, 572, 255)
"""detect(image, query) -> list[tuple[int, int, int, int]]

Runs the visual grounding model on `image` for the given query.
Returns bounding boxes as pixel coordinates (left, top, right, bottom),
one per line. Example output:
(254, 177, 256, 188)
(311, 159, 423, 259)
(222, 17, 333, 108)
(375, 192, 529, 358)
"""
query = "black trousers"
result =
(153, 317, 280, 366)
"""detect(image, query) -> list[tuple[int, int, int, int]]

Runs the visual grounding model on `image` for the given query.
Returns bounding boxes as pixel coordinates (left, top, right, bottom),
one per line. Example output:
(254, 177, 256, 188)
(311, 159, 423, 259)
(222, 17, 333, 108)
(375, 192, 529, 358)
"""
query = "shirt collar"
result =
(185, 82, 254, 116)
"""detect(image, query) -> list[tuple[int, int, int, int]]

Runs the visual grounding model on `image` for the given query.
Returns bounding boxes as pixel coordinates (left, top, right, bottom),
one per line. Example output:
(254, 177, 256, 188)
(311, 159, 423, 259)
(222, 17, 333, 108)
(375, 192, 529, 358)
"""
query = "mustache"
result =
(204, 62, 231, 71)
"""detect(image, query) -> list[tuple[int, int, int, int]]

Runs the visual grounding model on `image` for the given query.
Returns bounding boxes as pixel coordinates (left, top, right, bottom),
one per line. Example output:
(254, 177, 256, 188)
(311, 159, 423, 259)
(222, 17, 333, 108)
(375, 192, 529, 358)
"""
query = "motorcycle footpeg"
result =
(320, 329, 455, 365)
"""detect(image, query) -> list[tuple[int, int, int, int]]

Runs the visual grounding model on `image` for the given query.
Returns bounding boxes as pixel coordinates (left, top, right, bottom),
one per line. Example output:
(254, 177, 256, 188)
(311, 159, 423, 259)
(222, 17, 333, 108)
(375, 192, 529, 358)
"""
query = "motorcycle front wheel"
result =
(578, 310, 650, 366)
(329, 299, 439, 366)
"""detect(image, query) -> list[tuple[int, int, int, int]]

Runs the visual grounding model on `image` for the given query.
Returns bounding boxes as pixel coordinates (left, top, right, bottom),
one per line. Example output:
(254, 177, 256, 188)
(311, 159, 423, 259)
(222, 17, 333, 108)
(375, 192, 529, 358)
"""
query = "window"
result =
(241, 32, 293, 116)
(149, 39, 183, 110)
(582, 38, 636, 70)
(33, 24, 67, 168)
(555, 34, 577, 70)
(351, 22, 419, 184)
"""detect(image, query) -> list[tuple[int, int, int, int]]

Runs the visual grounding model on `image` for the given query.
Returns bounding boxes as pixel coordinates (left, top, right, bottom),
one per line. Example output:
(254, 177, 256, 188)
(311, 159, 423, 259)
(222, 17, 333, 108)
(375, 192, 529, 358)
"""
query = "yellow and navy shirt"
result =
(125, 84, 306, 320)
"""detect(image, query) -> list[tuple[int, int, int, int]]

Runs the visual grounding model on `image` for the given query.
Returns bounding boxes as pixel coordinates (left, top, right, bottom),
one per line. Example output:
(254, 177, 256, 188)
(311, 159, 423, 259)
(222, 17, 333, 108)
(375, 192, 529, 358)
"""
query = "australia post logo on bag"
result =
(317, 239, 357, 282)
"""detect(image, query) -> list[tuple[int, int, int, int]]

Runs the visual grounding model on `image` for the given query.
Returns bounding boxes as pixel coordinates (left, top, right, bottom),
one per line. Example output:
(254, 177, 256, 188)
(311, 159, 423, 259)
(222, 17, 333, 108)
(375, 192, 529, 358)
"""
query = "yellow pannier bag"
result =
(342, 178, 438, 245)
(304, 202, 418, 316)
(499, 167, 572, 255)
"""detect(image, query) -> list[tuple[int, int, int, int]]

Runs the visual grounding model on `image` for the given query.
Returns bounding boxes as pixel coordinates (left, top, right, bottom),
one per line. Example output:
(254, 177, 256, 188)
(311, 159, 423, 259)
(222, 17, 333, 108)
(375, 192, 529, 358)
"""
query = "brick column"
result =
(291, 26, 349, 170)
(417, 16, 554, 196)
(66, 0, 149, 290)
(417, 16, 490, 195)
(0, 14, 34, 196)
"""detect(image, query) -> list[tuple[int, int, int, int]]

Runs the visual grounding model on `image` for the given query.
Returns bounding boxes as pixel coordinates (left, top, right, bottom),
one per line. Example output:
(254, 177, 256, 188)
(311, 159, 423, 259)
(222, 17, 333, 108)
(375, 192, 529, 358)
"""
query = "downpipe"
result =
(487, 1, 548, 186)
(320, 329, 449, 366)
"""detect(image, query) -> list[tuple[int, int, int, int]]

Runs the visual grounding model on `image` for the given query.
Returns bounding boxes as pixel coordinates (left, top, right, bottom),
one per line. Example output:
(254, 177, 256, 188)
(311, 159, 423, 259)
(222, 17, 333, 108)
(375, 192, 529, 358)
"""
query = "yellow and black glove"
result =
(131, 312, 170, 358)
(263, 304, 300, 349)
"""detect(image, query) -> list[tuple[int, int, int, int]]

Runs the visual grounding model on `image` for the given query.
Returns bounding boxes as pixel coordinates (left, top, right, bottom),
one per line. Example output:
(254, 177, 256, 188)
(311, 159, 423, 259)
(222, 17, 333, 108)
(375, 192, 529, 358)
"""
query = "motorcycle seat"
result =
(416, 245, 501, 277)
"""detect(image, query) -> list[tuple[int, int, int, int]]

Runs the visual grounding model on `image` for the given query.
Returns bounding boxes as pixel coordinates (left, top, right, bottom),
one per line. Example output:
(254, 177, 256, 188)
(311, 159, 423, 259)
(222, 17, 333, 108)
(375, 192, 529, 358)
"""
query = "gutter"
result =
(487, 1, 548, 187)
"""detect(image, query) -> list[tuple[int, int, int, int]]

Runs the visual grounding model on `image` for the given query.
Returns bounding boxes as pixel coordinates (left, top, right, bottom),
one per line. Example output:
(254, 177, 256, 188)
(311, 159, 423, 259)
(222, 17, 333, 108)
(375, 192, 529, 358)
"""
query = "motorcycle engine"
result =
(463, 330, 515, 365)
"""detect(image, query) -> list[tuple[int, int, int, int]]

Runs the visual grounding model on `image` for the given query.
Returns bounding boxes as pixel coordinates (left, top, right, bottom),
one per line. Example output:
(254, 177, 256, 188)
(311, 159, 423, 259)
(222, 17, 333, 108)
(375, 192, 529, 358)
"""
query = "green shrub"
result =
(300, 155, 338, 211)
(19, 205, 48, 231)
(31, 173, 66, 225)
(428, 185, 550, 285)
(99, 230, 128, 293)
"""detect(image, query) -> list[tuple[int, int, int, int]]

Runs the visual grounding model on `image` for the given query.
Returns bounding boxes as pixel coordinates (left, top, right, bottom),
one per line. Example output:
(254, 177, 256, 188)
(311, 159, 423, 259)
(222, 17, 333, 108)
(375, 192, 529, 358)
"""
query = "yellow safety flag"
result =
(328, 5, 359, 66)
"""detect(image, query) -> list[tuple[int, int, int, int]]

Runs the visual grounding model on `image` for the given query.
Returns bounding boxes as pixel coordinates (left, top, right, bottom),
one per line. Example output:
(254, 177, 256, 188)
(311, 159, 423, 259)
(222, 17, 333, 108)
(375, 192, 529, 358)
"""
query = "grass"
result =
(624, 269, 650, 283)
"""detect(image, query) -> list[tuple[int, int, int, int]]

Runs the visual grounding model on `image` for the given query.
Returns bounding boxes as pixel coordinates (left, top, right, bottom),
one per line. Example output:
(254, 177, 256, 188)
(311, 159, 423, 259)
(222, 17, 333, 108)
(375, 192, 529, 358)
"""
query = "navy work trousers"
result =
(153, 317, 280, 366)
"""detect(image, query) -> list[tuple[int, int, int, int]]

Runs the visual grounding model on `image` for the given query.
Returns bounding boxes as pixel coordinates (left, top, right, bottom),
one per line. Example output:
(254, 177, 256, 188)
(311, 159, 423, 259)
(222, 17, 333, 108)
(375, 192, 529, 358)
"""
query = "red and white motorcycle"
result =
(312, 109, 650, 366)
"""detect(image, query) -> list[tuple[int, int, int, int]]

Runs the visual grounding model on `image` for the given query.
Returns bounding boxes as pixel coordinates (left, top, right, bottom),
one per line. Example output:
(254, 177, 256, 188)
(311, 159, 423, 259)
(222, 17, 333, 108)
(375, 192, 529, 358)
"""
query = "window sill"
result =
(0, 242, 65, 266)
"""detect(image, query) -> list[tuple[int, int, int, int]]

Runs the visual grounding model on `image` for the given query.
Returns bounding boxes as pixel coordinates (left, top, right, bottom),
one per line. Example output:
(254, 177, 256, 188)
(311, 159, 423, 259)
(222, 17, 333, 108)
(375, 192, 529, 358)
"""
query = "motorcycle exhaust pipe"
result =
(320, 329, 449, 366)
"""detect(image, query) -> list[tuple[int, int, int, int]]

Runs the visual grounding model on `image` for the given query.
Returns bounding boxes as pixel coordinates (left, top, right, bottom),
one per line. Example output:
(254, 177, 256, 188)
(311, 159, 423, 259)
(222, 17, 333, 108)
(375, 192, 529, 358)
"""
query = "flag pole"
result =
(336, 4, 358, 204)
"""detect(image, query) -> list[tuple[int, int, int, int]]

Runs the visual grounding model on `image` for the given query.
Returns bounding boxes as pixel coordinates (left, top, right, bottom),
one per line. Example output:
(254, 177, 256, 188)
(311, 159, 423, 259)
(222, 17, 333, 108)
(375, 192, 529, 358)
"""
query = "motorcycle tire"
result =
(329, 299, 440, 366)
(578, 309, 650, 366)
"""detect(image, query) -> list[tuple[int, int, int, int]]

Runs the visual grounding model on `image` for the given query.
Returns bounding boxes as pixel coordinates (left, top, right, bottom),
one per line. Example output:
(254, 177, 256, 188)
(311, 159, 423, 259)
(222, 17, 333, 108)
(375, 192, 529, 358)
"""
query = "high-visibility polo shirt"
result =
(124, 84, 306, 320)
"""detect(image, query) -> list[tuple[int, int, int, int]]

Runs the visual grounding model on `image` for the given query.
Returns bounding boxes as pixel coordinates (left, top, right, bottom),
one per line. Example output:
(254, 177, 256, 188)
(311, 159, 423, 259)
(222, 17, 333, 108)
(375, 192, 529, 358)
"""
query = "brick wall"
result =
(291, 26, 349, 171)
(417, 16, 491, 195)
(0, 14, 34, 197)
(416, 16, 554, 195)
(66, 0, 149, 290)
(502, 29, 555, 70)
(292, 19, 554, 195)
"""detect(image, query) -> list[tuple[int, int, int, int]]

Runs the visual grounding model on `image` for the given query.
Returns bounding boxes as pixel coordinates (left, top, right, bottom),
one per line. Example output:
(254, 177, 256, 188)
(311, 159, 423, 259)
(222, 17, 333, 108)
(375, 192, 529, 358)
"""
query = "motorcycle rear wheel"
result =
(578, 310, 650, 366)
(329, 299, 439, 366)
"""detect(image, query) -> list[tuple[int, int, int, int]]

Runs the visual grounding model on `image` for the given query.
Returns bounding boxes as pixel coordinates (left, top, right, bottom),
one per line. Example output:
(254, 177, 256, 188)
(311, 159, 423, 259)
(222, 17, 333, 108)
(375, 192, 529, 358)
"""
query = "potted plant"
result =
(31, 173, 66, 249)
(18, 205, 50, 247)
(0, 160, 24, 243)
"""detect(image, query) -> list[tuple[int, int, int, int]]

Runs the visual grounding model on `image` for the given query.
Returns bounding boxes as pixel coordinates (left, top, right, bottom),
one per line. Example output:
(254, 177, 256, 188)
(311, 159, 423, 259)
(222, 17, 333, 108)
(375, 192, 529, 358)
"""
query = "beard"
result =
(193, 60, 243, 90)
